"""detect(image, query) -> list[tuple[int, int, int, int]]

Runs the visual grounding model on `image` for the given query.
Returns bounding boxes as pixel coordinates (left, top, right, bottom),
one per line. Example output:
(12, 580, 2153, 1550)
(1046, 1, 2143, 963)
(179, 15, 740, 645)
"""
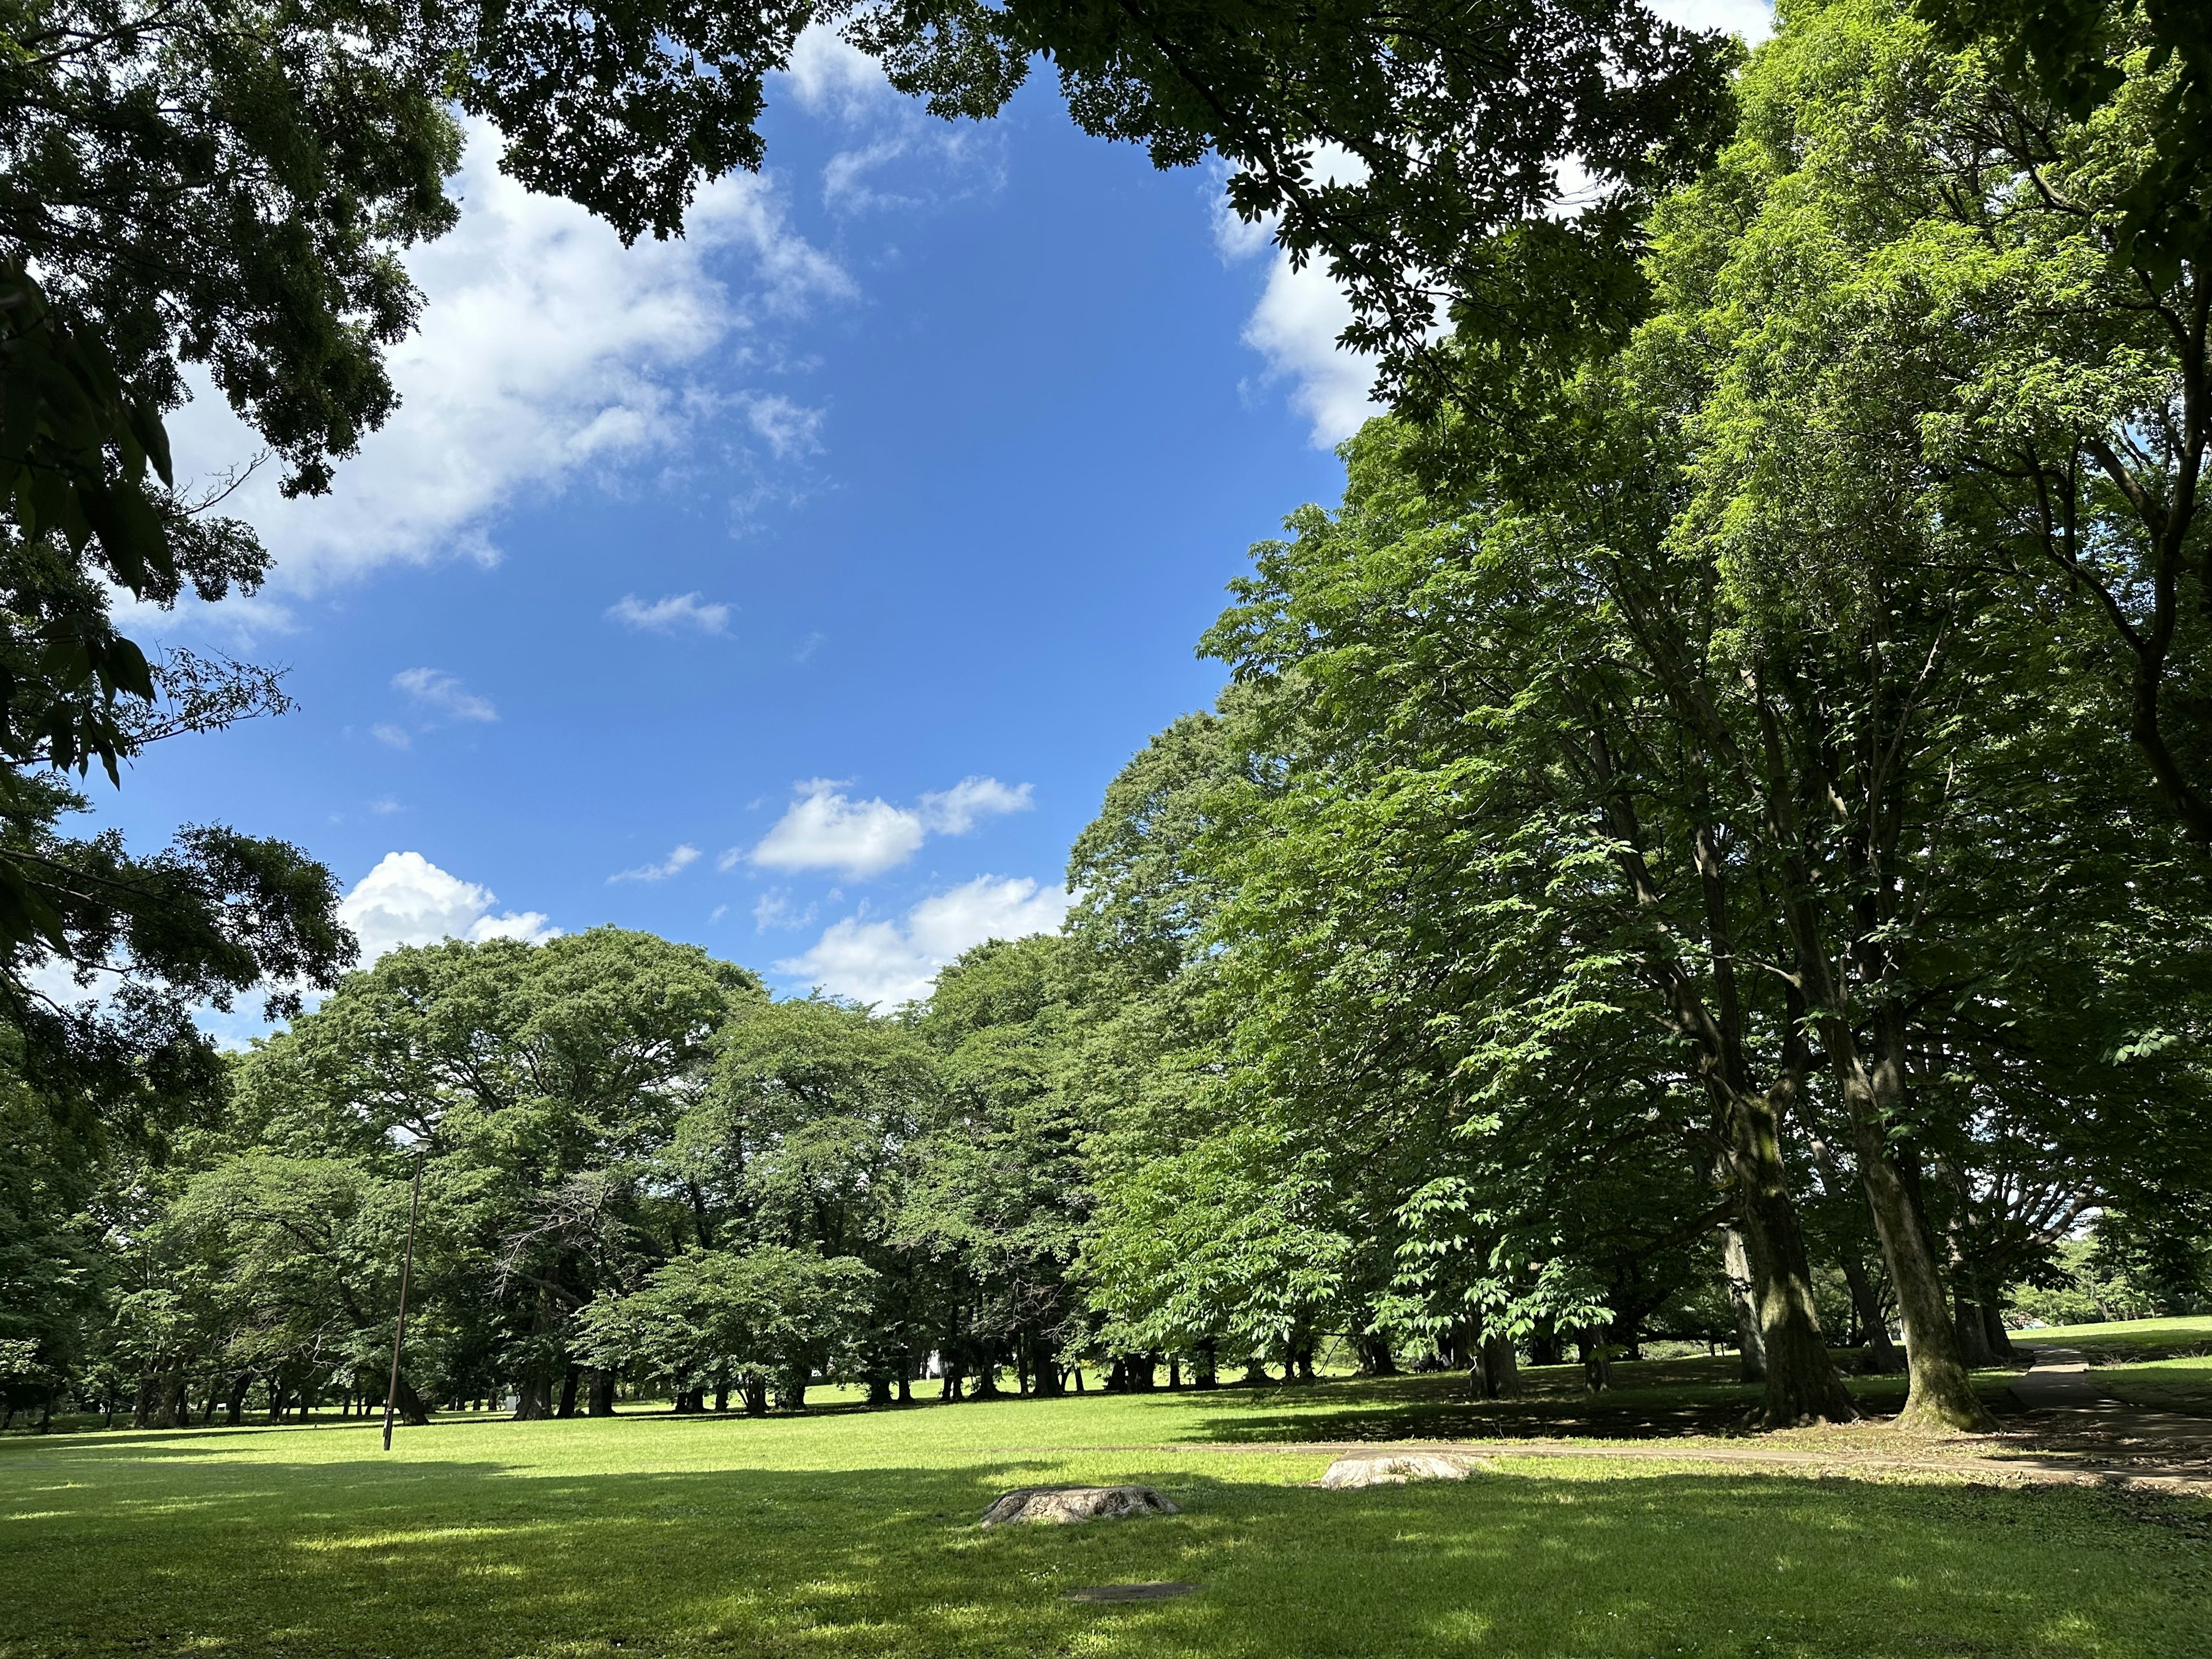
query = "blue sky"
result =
(101, 8, 1770, 1021)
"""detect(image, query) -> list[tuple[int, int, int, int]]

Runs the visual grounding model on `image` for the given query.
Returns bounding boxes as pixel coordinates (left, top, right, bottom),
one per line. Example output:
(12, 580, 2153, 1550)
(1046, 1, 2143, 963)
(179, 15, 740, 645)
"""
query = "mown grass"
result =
(4, 1368, 2208, 1659)
(2018, 1316, 2212, 1364)
(2089, 1353, 2212, 1415)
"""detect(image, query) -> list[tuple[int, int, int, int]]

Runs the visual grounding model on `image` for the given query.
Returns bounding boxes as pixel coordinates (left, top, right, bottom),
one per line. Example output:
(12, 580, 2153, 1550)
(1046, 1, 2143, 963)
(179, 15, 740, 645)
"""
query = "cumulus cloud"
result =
(783, 22, 892, 121)
(775, 876, 1071, 1006)
(610, 844, 702, 883)
(339, 851, 558, 961)
(393, 667, 498, 723)
(372, 722, 412, 750)
(608, 593, 732, 634)
(746, 775, 1033, 878)
(1210, 149, 1383, 448)
(162, 118, 853, 604)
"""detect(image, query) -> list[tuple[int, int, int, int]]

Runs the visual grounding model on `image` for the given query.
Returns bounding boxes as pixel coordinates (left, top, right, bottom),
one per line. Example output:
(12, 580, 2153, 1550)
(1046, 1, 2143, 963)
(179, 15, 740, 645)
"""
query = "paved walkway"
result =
(2008, 1347, 2109, 1411)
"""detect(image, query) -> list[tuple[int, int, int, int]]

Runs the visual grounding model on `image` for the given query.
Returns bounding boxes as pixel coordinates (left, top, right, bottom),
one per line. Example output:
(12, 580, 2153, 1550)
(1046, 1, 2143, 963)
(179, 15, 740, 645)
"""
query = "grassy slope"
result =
(4, 1368, 2207, 1659)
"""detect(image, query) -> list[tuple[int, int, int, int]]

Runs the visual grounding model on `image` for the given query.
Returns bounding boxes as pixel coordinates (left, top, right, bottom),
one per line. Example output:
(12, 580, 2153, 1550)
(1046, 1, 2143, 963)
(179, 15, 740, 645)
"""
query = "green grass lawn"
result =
(2089, 1353, 2212, 1415)
(2014, 1316, 2212, 1363)
(5, 1375, 2207, 1659)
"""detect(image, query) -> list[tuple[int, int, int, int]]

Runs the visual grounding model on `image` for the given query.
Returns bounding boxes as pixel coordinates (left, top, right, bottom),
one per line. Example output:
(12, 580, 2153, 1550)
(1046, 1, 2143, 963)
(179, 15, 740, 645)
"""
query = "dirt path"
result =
(995, 1434, 2212, 1495)
(995, 1359, 2212, 1498)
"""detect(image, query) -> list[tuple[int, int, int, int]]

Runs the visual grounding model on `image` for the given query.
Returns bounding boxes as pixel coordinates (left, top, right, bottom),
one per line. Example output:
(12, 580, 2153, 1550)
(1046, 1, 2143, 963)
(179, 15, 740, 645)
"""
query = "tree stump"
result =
(980, 1485, 1178, 1525)
(1318, 1453, 1493, 1490)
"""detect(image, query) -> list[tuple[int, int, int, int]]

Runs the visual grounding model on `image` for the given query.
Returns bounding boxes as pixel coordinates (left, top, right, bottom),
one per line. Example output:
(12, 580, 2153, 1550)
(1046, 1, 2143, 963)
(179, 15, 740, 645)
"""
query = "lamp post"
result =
(381, 1150, 425, 1452)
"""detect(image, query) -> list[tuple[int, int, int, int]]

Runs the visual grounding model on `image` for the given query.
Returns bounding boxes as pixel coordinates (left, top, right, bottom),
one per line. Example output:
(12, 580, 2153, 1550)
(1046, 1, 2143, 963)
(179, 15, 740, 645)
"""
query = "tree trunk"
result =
(868, 1374, 893, 1405)
(1840, 1255, 1904, 1373)
(513, 1376, 555, 1420)
(1982, 1300, 2018, 1361)
(1729, 1094, 1858, 1424)
(1527, 1316, 1563, 1368)
(1850, 1112, 1991, 1430)
(1953, 1290, 1999, 1369)
(556, 1366, 581, 1419)
(1721, 1226, 1766, 1382)
(588, 1368, 617, 1416)
(742, 1374, 768, 1416)
(1474, 1334, 1521, 1400)
(1579, 1331, 1612, 1392)
(1194, 1339, 1219, 1389)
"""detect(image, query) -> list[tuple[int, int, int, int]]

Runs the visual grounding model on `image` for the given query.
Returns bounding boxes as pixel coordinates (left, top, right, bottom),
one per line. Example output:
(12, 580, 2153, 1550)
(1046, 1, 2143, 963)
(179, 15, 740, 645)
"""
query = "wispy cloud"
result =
(608, 592, 732, 634)
(393, 668, 498, 723)
(609, 844, 702, 884)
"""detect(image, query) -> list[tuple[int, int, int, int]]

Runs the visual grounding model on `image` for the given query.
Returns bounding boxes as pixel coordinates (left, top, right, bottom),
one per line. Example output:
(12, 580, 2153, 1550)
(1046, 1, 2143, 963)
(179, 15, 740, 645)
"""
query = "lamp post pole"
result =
(382, 1151, 426, 1452)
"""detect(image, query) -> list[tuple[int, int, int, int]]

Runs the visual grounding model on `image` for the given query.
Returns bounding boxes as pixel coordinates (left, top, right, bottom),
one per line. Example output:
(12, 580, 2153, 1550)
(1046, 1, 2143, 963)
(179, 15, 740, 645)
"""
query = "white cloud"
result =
(919, 776, 1033, 834)
(1209, 148, 1382, 449)
(1241, 252, 1381, 448)
(752, 889, 817, 931)
(162, 119, 853, 604)
(610, 844, 702, 883)
(741, 393, 827, 460)
(776, 20, 1004, 215)
(609, 592, 732, 634)
(371, 722, 412, 750)
(776, 876, 1071, 1006)
(783, 22, 892, 120)
(339, 851, 558, 961)
(394, 667, 497, 723)
(750, 780, 927, 878)
(747, 775, 1032, 878)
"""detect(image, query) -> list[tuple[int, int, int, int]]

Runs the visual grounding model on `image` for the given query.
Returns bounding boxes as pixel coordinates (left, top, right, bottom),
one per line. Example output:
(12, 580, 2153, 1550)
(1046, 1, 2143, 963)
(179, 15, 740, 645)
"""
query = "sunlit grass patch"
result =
(2, 1381, 2205, 1658)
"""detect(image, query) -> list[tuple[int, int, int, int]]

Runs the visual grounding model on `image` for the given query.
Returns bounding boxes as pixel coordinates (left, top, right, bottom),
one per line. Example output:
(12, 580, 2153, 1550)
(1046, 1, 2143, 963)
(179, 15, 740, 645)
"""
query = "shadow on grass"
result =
(2, 1442, 2206, 1659)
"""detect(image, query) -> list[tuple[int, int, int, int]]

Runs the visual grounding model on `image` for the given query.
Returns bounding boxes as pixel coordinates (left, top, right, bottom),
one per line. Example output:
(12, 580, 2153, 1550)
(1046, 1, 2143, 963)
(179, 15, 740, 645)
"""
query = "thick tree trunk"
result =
(1527, 1316, 1564, 1368)
(742, 1375, 768, 1416)
(897, 1372, 911, 1404)
(1721, 1226, 1766, 1382)
(1729, 1095, 1858, 1425)
(556, 1367, 581, 1419)
(1195, 1339, 1219, 1389)
(1849, 1110, 1992, 1430)
(1473, 1334, 1520, 1400)
(1953, 1291, 1999, 1370)
(587, 1368, 616, 1416)
(867, 1374, 893, 1405)
(513, 1376, 555, 1420)
(1982, 1300, 2018, 1361)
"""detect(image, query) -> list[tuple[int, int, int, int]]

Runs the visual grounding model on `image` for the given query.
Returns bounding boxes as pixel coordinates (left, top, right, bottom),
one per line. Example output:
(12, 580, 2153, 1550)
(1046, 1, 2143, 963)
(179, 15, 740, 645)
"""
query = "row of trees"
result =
(6, 1, 2211, 1431)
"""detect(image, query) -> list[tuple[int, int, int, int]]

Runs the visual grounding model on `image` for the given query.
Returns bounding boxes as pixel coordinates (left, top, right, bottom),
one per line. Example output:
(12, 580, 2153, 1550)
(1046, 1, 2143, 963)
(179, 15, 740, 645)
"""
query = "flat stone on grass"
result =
(980, 1485, 1178, 1526)
(1319, 1452, 1493, 1490)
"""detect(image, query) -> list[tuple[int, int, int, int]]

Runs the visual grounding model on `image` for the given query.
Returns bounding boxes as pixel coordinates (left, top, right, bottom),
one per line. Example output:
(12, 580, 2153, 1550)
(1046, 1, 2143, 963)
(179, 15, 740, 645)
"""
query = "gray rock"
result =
(1318, 1452, 1493, 1490)
(980, 1484, 1179, 1526)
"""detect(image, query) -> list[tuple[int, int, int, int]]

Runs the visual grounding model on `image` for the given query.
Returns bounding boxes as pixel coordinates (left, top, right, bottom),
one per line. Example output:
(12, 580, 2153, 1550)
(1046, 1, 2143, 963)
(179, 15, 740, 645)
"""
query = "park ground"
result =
(4, 1321, 2211, 1659)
